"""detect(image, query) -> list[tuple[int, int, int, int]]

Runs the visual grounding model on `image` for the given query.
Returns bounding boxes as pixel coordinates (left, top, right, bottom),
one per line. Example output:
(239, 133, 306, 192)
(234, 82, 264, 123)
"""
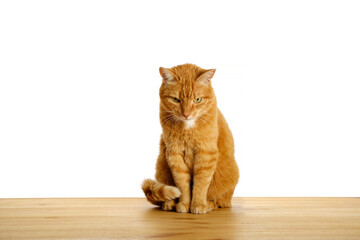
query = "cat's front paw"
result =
(190, 202, 211, 214)
(176, 202, 190, 213)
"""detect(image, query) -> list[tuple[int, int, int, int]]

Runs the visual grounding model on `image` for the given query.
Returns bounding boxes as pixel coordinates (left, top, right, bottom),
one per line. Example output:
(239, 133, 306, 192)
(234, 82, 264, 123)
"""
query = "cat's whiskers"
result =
(160, 114, 172, 126)
(162, 114, 180, 122)
(161, 114, 174, 120)
(198, 118, 208, 128)
(161, 114, 178, 129)
(198, 116, 210, 128)
(199, 114, 215, 123)
(201, 112, 217, 118)
(163, 118, 174, 129)
(163, 119, 172, 129)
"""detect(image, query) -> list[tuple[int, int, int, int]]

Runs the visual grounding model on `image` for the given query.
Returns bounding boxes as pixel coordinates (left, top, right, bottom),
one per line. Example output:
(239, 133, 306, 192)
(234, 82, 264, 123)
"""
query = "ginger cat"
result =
(142, 63, 239, 214)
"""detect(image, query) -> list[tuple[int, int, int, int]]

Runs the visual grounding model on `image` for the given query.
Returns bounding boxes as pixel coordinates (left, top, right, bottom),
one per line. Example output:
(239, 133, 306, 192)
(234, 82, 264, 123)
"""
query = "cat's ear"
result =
(159, 67, 176, 84)
(196, 69, 216, 85)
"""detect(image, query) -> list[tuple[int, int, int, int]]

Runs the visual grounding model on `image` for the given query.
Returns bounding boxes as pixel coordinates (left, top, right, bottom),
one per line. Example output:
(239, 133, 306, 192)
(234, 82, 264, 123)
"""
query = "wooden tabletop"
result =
(0, 197, 359, 240)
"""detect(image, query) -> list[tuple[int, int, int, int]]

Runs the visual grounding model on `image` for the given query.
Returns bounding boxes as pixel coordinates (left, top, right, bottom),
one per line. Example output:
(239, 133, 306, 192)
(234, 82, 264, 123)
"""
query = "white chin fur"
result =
(184, 119, 196, 129)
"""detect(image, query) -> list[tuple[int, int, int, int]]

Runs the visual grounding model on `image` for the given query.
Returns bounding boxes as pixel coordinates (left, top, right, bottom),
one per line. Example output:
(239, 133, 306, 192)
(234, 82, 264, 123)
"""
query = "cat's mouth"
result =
(183, 117, 195, 121)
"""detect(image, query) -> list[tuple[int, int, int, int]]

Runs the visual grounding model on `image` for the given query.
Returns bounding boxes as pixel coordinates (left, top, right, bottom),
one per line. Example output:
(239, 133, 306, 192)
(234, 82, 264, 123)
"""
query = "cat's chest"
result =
(166, 132, 197, 171)
(183, 141, 195, 171)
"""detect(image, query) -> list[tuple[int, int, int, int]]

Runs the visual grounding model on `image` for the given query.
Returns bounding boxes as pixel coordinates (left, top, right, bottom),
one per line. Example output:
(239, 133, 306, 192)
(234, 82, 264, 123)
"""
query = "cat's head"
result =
(159, 63, 217, 128)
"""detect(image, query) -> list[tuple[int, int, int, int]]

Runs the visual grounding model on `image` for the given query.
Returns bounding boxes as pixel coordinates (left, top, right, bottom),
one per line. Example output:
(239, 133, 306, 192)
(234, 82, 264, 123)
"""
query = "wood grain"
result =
(0, 198, 359, 239)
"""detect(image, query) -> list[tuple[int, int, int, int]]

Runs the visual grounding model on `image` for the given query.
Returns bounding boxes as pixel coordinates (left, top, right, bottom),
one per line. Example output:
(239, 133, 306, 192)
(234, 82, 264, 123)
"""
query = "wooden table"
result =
(1, 198, 359, 239)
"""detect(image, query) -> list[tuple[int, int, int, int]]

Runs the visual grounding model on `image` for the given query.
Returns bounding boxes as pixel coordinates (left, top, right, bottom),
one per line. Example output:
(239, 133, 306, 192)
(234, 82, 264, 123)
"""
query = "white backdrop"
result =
(1, 0, 359, 198)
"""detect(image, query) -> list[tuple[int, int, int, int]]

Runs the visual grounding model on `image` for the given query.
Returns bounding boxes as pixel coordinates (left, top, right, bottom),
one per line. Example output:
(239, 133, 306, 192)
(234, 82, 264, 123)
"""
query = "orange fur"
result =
(142, 63, 239, 214)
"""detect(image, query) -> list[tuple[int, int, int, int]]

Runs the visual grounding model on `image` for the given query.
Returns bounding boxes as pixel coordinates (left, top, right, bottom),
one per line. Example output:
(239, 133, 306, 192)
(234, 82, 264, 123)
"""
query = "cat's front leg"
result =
(191, 149, 218, 214)
(166, 150, 191, 213)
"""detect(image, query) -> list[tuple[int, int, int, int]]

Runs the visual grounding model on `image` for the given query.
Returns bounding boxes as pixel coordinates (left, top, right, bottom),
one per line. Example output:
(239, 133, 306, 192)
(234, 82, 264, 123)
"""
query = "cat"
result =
(142, 63, 239, 214)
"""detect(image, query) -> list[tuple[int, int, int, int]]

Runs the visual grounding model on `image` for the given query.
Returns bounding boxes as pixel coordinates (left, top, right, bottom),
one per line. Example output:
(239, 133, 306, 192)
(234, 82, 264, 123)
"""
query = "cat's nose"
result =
(183, 112, 191, 119)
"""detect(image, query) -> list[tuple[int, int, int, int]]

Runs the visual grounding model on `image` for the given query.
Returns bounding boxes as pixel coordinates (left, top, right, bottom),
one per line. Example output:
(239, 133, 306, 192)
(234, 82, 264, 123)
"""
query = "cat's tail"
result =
(141, 179, 181, 205)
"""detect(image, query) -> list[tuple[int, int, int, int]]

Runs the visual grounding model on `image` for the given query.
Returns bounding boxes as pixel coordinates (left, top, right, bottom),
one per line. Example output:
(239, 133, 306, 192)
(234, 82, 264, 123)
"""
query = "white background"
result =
(1, 0, 359, 198)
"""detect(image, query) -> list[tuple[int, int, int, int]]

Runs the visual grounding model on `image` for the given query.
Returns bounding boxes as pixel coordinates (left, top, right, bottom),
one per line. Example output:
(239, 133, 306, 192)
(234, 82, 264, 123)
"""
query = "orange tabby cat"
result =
(142, 63, 239, 214)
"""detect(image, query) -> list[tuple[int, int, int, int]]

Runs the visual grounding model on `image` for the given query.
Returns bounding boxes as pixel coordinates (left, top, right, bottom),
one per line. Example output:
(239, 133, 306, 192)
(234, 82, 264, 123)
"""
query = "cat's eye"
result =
(171, 97, 180, 103)
(194, 97, 202, 103)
